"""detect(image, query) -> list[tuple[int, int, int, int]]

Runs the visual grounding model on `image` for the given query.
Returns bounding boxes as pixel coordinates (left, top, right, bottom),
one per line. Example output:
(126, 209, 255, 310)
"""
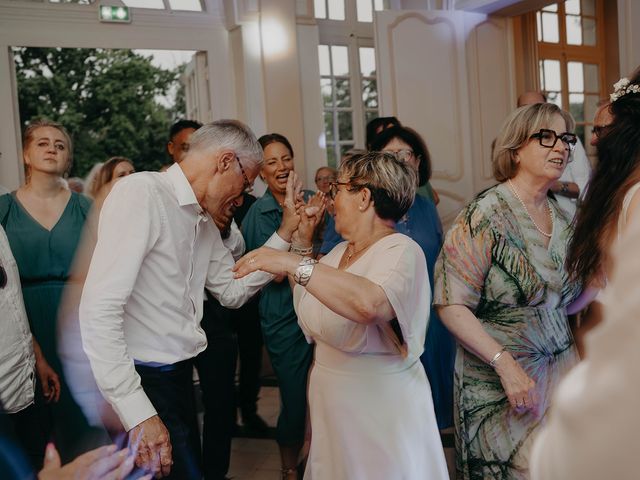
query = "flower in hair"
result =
(610, 77, 640, 102)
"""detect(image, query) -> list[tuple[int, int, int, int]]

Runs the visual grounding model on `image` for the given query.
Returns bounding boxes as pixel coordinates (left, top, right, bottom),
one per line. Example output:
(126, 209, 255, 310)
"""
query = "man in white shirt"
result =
(80, 120, 296, 479)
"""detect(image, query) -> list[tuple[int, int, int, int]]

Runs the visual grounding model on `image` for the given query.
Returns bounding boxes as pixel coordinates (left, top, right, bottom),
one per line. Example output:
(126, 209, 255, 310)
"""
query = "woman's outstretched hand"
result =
(234, 247, 299, 279)
(277, 172, 304, 242)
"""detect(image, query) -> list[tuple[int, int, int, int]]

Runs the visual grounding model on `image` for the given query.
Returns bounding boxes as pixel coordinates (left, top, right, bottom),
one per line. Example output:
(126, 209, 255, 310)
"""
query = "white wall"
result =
(375, 9, 516, 225)
(617, 0, 640, 77)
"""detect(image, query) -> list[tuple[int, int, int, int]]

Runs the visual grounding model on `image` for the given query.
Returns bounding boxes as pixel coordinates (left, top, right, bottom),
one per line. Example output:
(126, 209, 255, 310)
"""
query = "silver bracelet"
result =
(489, 348, 506, 367)
(290, 243, 313, 256)
(293, 256, 317, 286)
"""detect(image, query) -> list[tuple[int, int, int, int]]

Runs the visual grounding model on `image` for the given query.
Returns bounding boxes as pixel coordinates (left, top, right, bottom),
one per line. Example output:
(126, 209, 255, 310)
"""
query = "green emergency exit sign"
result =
(99, 5, 131, 23)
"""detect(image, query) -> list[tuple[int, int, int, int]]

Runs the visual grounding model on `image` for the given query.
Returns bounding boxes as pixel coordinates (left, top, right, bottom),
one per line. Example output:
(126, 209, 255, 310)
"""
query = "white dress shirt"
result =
(557, 138, 592, 219)
(223, 220, 245, 261)
(80, 164, 289, 430)
(0, 226, 36, 414)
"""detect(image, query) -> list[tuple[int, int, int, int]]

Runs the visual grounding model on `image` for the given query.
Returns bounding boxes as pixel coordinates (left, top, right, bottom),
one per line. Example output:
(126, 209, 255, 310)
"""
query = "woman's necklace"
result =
(345, 230, 394, 266)
(507, 179, 553, 238)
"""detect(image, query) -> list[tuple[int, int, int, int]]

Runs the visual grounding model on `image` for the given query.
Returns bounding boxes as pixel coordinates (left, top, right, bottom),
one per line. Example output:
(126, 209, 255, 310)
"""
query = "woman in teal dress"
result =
(0, 120, 92, 465)
(242, 133, 315, 479)
(434, 103, 581, 479)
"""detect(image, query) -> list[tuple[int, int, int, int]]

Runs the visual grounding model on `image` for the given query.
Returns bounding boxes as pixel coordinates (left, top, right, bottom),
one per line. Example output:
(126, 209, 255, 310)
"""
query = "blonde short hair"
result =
(493, 103, 575, 182)
(339, 151, 416, 221)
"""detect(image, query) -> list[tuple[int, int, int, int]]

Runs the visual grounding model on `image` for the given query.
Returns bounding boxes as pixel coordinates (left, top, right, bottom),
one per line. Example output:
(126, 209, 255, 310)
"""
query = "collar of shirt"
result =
(256, 189, 282, 214)
(166, 163, 203, 212)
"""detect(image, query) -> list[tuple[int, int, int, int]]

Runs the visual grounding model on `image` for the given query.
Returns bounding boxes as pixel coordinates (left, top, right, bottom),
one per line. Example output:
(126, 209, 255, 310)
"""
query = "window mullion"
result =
(350, 38, 364, 150)
(560, 55, 570, 111)
(558, 1, 567, 49)
(329, 45, 340, 163)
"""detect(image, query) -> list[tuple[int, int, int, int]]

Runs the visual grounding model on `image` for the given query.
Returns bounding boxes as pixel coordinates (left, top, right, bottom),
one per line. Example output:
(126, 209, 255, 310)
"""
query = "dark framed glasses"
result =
(592, 125, 612, 139)
(235, 155, 253, 193)
(530, 129, 578, 151)
(386, 149, 416, 163)
(328, 181, 351, 200)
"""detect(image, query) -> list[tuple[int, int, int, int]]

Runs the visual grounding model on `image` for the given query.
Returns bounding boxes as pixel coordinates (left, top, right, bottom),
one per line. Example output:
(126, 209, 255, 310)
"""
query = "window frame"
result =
(316, 1, 382, 165)
(536, 0, 607, 155)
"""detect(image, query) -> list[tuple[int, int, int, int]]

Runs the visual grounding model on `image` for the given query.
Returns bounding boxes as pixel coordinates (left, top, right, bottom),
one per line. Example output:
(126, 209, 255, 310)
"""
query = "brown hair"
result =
(96, 157, 134, 191)
(340, 151, 416, 222)
(567, 66, 640, 285)
(492, 103, 575, 182)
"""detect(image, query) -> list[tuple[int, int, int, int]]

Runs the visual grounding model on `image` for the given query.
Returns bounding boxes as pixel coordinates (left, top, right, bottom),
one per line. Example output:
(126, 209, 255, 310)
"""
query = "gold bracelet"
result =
(489, 348, 506, 367)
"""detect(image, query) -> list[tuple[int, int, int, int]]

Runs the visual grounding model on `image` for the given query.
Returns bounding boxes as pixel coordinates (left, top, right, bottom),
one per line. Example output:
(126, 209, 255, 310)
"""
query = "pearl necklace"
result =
(507, 180, 553, 238)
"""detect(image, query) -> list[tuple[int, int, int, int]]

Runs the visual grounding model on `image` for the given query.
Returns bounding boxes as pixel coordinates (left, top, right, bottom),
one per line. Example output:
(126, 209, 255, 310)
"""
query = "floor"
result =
(223, 386, 456, 480)
(227, 386, 282, 480)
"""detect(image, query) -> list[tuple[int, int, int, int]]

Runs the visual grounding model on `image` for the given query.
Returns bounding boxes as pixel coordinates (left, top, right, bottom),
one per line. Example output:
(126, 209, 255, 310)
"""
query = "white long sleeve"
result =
(80, 164, 288, 430)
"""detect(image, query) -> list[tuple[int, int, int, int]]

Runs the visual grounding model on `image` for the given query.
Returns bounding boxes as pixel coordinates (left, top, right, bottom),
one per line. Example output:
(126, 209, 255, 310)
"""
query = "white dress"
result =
(293, 233, 448, 480)
(593, 182, 640, 304)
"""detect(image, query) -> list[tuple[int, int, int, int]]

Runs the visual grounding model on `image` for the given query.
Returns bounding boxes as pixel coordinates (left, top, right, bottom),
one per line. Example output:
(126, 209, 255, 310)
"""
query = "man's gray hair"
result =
(188, 119, 263, 169)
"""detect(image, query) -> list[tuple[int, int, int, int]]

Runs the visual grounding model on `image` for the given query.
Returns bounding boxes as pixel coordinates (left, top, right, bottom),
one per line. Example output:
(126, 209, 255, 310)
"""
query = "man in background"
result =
(167, 119, 202, 164)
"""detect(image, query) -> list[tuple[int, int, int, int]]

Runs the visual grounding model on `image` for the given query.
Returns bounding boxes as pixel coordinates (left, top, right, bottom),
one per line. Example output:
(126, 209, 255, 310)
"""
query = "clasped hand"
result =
(237, 171, 326, 279)
(277, 172, 325, 242)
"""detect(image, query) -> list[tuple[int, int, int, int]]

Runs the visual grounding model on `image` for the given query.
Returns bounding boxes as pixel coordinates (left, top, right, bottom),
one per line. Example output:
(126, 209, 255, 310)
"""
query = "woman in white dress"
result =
(234, 152, 448, 480)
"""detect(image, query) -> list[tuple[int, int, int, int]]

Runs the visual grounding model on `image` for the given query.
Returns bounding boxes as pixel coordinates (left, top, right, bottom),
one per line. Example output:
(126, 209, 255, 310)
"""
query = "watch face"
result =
(295, 262, 316, 286)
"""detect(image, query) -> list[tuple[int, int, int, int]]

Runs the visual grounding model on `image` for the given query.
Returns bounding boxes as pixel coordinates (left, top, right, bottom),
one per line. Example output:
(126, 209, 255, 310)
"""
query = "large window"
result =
(314, 0, 388, 166)
(536, 0, 606, 160)
(318, 44, 378, 166)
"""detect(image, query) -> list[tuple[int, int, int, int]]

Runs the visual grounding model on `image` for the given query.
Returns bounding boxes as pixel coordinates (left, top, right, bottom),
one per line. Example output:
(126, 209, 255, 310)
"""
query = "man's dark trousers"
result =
(136, 360, 202, 479)
(195, 292, 238, 480)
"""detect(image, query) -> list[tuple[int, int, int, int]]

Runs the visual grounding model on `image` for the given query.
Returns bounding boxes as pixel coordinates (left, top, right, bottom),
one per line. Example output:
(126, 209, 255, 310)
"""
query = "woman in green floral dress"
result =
(434, 103, 581, 479)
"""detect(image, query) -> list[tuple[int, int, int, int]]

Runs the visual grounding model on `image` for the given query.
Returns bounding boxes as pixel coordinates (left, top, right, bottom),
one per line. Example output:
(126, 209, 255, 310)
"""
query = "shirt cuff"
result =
(265, 231, 291, 251)
(112, 387, 158, 431)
